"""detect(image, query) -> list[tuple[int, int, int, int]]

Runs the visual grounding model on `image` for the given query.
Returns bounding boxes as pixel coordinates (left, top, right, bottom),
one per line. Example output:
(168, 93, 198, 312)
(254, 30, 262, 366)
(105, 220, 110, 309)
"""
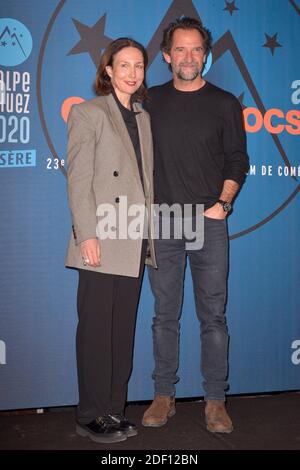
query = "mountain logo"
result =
(0, 18, 33, 66)
(37, 0, 299, 239)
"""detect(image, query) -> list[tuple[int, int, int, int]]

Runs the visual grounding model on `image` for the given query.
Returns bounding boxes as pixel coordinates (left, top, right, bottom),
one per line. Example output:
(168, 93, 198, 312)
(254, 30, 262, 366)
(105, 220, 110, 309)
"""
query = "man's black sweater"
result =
(145, 81, 249, 209)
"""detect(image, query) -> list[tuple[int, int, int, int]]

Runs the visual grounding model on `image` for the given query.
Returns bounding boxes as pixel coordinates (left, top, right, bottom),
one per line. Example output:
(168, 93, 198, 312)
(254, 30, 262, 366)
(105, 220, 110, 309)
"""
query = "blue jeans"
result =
(148, 216, 229, 400)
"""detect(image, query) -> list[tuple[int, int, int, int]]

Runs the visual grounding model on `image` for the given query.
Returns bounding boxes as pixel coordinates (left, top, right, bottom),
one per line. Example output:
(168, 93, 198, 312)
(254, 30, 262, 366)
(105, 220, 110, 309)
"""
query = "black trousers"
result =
(76, 241, 147, 424)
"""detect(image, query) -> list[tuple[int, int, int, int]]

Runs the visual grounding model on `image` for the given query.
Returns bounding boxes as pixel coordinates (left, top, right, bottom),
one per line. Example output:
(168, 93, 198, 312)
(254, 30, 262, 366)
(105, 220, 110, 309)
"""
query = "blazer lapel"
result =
(133, 102, 151, 194)
(105, 94, 143, 191)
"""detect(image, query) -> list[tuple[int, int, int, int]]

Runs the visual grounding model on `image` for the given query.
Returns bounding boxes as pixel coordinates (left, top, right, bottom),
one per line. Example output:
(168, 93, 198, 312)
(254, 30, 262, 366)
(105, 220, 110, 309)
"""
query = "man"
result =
(142, 17, 249, 433)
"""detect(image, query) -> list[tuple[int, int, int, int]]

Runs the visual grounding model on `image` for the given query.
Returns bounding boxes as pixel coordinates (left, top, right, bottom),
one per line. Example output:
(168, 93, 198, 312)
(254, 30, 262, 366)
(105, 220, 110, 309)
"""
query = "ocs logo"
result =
(0, 18, 33, 66)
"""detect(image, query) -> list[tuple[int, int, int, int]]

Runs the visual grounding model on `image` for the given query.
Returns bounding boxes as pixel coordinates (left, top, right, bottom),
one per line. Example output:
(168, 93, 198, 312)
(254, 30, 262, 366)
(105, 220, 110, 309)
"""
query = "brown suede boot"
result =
(142, 395, 176, 427)
(205, 400, 233, 433)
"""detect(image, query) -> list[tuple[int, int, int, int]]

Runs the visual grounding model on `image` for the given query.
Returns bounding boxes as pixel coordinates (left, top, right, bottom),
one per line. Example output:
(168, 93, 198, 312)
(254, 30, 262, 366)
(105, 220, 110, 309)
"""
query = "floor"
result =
(1, 392, 300, 452)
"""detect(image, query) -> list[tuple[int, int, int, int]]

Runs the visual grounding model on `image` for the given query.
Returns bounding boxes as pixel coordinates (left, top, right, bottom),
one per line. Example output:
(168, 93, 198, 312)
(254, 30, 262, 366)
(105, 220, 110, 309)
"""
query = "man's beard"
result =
(174, 62, 200, 81)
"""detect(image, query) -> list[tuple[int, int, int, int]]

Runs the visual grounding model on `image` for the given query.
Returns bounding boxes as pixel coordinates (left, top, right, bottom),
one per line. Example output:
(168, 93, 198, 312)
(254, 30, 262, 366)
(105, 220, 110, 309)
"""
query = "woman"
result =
(65, 38, 156, 444)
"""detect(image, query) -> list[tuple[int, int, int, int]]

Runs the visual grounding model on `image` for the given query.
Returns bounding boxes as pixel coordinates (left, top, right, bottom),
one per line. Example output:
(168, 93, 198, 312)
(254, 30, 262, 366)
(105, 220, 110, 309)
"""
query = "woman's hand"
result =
(80, 238, 101, 267)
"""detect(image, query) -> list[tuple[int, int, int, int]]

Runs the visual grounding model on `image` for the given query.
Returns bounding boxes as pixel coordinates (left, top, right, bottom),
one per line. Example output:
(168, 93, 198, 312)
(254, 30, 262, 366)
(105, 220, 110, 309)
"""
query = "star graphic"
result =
(223, 1, 239, 15)
(263, 33, 282, 55)
(67, 14, 113, 67)
(1, 41, 7, 46)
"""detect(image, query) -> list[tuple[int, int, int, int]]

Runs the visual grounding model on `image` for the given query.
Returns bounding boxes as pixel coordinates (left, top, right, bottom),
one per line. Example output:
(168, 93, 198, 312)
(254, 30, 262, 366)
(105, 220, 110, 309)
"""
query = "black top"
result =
(144, 81, 249, 209)
(112, 90, 144, 189)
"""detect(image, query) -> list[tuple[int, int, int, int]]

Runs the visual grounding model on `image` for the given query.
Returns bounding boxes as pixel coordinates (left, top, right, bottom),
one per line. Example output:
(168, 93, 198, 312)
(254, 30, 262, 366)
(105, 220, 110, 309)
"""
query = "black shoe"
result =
(76, 416, 127, 443)
(108, 413, 138, 437)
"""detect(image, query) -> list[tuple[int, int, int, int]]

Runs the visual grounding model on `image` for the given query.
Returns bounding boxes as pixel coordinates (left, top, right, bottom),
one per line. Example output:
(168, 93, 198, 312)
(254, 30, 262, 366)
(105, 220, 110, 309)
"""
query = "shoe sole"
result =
(206, 424, 233, 434)
(125, 428, 138, 437)
(142, 408, 176, 428)
(76, 424, 127, 443)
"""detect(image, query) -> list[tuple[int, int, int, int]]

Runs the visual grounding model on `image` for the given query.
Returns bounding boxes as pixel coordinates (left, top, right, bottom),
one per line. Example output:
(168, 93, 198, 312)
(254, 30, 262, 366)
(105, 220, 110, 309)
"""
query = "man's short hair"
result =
(160, 16, 212, 55)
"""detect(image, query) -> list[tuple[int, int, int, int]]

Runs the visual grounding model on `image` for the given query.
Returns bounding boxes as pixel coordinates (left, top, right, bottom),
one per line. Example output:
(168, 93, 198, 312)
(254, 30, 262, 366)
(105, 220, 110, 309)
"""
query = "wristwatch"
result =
(217, 199, 232, 213)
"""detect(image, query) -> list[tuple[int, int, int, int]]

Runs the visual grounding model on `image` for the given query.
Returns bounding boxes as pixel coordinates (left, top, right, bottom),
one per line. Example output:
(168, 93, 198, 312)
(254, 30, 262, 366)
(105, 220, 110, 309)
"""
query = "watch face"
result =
(223, 202, 232, 212)
(219, 200, 232, 212)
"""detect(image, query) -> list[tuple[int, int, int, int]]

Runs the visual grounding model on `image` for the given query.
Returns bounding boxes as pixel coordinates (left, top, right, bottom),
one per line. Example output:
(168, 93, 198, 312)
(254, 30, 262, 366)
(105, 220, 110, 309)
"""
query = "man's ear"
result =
(162, 51, 171, 64)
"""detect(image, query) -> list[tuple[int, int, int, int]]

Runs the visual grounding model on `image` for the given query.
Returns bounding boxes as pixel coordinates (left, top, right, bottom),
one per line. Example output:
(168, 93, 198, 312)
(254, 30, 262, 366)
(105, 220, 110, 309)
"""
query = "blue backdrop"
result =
(0, 0, 299, 410)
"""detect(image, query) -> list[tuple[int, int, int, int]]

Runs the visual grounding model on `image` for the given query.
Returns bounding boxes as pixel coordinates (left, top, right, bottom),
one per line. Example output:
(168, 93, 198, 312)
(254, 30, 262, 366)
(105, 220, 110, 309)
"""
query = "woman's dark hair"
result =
(95, 37, 148, 102)
(160, 17, 212, 55)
